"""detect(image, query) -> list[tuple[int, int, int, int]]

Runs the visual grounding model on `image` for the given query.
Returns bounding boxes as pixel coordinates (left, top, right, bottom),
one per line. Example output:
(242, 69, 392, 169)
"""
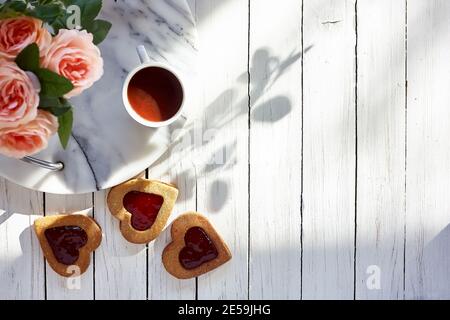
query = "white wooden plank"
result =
(194, 0, 249, 299)
(8, 0, 450, 300)
(44, 193, 94, 300)
(94, 189, 147, 300)
(355, 0, 406, 299)
(142, 0, 197, 301)
(302, 0, 356, 299)
(0, 179, 45, 300)
(249, 0, 302, 300)
(406, 0, 450, 300)
(147, 164, 196, 300)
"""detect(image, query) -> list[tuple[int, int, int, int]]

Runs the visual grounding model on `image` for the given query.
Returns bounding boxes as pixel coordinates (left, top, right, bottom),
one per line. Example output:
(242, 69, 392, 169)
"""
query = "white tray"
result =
(0, 0, 198, 194)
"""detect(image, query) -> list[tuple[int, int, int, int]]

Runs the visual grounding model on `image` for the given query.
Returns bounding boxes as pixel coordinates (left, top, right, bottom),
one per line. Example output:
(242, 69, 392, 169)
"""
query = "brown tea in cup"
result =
(127, 66, 183, 123)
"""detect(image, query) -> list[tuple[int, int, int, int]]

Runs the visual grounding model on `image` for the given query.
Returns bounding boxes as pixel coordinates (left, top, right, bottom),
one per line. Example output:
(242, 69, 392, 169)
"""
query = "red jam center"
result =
(123, 191, 164, 231)
(44, 226, 88, 265)
(179, 227, 219, 270)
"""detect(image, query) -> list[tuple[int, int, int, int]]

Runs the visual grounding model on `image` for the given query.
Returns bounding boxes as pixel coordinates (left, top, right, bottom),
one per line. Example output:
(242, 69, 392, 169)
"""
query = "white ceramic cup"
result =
(122, 45, 185, 128)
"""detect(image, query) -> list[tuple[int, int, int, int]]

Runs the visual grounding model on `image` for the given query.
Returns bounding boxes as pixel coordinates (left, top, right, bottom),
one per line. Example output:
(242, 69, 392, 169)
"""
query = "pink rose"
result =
(0, 110, 58, 159)
(41, 29, 104, 98)
(0, 60, 40, 129)
(0, 17, 51, 60)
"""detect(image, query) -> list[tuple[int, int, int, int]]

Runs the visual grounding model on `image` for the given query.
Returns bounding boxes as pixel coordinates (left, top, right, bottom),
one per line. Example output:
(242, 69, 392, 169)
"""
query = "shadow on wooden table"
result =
(405, 223, 450, 299)
(148, 46, 307, 216)
(0, 209, 13, 225)
(0, 213, 44, 299)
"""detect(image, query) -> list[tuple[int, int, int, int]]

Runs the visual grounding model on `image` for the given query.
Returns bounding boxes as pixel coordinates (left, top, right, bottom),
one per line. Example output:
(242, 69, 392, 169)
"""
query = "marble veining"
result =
(0, 0, 198, 194)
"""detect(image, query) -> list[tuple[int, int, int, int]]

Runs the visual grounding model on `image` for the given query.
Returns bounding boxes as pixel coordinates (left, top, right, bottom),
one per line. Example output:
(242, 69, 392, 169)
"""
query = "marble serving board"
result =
(0, 0, 198, 194)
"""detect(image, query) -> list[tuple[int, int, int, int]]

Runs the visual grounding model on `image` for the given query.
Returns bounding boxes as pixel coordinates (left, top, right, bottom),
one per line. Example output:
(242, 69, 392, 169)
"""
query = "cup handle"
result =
(136, 45, 151, 64)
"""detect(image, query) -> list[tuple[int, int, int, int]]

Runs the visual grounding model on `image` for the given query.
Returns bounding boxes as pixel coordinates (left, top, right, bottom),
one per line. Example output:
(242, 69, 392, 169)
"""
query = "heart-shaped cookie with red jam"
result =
(34, 214, 102, 277)
(162, 212, 232, 279)
(107, 178, 178, 244)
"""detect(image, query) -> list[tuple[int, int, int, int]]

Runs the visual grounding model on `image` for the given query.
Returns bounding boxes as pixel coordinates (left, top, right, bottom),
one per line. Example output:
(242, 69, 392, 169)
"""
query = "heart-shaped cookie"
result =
(34, 214, 102, 277)
(108, 178, 178, 244)
(162, 212, 232, 279)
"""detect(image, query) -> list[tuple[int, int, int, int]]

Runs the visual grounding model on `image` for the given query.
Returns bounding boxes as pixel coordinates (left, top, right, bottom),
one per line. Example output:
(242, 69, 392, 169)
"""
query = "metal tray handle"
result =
(21, 157, 64, 171)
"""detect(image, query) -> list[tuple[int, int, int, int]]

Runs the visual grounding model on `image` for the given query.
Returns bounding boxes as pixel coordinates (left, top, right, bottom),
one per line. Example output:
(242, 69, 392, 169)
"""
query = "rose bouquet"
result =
(0, 0, 111, 158)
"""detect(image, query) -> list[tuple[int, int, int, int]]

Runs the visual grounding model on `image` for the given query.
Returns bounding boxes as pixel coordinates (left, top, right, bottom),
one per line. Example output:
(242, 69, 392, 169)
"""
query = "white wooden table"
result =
(1, 0, 450, 300)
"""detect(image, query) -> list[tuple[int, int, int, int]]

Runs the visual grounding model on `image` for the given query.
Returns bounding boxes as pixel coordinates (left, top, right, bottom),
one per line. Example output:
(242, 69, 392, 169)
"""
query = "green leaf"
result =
(57, 108, 73, 149)
(34, 68, 74, 97)
(49, 17, 67, 34)
(39, 96, 72, 116)
(0, 0, 27, 14)
(85, 19, 111, 45)
(56, 0, 102, 30)
(32, 3, 65, 23)
(0, 8, 24, 19)
(15, 43, 39, 72)
(40, 105, 72, 117)
(73, 0, 102, 24)
(7, 0, 27, 12)
(20, 0, 112, 41)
